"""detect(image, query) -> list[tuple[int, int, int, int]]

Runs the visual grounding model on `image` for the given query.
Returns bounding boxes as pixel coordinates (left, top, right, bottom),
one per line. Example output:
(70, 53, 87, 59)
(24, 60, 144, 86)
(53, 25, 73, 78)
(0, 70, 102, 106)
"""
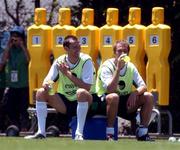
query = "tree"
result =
(2, 0, 34, 29)
(1, 0, 81, 29)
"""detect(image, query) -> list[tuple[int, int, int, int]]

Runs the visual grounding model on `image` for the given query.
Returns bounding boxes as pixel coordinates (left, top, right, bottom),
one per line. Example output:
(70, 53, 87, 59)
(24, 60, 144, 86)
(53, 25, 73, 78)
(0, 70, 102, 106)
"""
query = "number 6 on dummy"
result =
(145, 7, 171, 106)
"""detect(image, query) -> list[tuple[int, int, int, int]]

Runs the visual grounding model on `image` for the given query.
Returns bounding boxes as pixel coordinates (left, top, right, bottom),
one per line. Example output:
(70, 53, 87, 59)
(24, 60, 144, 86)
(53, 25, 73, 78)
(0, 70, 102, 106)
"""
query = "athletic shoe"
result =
(136, 126, 154, 141)
(74, 134, 84, 140)
(106, 134, 114, 141)
(136, 133, 154, 141)
(24, 133, 46, 139)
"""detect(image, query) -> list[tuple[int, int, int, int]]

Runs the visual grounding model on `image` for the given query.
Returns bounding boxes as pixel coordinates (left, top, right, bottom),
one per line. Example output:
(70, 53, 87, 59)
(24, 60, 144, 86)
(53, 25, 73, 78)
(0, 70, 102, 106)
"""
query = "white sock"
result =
(36, 101, 47, 136)
(75, 102, 88, 136)
(106, 127, 114, 135)
(138, 126, 148, 137)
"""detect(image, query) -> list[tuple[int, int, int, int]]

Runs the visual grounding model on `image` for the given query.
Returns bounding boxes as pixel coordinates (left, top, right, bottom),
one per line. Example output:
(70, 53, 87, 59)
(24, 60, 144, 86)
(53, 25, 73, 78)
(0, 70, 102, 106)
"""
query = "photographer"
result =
(3, 26, 30, 132)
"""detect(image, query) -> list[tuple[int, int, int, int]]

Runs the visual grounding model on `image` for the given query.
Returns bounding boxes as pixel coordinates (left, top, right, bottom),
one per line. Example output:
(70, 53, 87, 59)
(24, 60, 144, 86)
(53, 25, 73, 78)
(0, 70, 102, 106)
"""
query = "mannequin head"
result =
(34, 8, 46, 25)
(58, 8, 71, 25)
(106, 8, 118, 25)
(128, 7, 141, 25)
(152, 7, 164, 25)
(81, 8, 94, 26)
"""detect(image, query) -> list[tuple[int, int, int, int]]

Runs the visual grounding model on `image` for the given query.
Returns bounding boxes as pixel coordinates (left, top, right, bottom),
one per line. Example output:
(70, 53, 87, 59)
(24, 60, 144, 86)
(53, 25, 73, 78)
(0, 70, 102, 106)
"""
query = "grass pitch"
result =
(0, 137, 180, 150)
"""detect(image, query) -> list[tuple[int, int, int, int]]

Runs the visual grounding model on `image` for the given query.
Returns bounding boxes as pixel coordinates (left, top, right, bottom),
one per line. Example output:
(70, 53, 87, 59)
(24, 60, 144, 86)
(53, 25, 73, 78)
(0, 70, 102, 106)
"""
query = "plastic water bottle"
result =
(48, 80, 55, 95)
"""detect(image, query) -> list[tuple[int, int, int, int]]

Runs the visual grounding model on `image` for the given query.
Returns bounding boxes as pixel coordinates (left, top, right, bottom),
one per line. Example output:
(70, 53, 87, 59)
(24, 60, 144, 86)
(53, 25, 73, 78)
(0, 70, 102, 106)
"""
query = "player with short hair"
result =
(25, 35, 96, 140)
(96, 40, 154, 141)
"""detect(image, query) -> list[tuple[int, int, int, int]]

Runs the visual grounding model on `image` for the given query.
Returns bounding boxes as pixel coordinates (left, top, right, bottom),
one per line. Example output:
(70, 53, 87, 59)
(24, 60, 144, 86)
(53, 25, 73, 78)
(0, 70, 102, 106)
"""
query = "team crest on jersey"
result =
(118, 80, 125, 90)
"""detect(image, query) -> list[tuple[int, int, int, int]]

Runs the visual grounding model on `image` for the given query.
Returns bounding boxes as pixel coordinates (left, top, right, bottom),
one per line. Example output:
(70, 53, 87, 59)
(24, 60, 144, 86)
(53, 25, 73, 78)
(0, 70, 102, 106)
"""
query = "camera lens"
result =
(11, 39, 17, 42)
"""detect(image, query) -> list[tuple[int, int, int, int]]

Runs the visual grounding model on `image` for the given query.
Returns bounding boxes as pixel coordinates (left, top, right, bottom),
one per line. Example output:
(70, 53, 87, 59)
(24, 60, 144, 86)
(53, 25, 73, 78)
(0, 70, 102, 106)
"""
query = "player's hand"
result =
(42, 83, 50, 91)
(56, 61, 70, 76)
(117, 54, 126, 70)
(127, 92, 138, 110)
(42, 80, 54, 91)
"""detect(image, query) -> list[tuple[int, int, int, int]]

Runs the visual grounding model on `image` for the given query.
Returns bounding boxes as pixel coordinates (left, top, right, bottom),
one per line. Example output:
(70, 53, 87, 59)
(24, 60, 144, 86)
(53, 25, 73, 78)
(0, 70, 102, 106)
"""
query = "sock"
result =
(138, 125, 148, 137)
(36, 101, 47, 136)
(75, 102, 88, 136)
(106, 127, 114, 135)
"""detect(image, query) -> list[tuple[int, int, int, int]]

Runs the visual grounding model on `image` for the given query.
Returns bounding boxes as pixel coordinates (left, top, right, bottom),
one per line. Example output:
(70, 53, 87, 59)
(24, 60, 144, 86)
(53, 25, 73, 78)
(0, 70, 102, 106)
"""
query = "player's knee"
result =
(106, 93, 119, 105)
(36, 88, 47, 100)
(76, 88, 91, 101)
(144, 92, 154, 107)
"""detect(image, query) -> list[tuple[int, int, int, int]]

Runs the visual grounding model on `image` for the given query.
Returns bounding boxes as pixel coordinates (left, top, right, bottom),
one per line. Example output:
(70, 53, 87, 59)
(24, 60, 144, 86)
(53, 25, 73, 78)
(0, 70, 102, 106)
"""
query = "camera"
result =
(11, 38, 18, 43)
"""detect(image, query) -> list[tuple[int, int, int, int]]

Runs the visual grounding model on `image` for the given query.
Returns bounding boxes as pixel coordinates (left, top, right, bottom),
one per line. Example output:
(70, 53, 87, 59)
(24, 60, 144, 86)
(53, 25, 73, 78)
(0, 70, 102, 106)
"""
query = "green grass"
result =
(0, 137, 180, 150)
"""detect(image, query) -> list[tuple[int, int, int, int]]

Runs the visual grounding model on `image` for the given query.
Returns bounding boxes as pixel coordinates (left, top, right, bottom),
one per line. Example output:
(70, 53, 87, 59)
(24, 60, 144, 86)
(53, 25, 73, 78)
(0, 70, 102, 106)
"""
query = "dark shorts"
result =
(57, 93, 105, 120)
(57, 93, 77, 119)
(88, 94, 106, 117)
(98, 93, 137, 121)
(118, 94, 137, 121)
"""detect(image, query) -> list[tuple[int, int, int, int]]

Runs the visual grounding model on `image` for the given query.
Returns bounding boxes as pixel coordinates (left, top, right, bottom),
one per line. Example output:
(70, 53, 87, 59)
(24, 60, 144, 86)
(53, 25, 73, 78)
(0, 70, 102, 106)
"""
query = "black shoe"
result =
(136, 126, 154, 141)
(24, 133, 46, 139)
(136, 134, 154, 141)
